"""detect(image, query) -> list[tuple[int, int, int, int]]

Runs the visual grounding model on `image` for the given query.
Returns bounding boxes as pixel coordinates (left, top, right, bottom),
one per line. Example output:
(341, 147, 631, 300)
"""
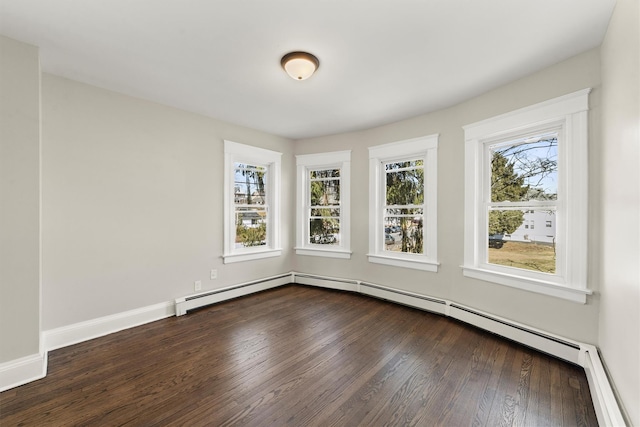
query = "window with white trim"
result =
(368, 135, 438, 272)
(295, 151, 351, 258)
(223, 140, 282, 263)
(463, 89, 592, 303)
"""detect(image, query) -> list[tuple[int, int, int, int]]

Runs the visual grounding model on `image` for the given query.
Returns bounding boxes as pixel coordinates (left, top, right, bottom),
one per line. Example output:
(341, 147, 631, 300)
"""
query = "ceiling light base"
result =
(281, 51, 319, 81)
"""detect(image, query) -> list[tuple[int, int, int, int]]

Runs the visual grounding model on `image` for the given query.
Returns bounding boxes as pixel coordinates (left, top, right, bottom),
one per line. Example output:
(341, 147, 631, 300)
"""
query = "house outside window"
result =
(505, 213, 555, 243)
(368, 135, 439, 272)
(463, 89, 591, 303)
(295, 151, 351, 258)
(223, 140, 282, 263)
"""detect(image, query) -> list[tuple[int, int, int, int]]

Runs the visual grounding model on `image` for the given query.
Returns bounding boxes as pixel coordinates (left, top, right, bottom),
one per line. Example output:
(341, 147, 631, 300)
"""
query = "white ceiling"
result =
(0, 0, 615, 140)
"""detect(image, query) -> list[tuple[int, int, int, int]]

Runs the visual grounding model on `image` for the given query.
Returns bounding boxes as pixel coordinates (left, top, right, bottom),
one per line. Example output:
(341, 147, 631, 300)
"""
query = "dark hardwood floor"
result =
(1, 285, 597, 426)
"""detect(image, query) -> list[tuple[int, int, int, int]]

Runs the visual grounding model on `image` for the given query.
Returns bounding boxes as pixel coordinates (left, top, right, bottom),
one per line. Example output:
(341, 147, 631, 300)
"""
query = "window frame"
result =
(295, 150, 351, 259)
(368, 134, 439, 272)
(462, 89, 592, 303)
(223, 140, 282, 264)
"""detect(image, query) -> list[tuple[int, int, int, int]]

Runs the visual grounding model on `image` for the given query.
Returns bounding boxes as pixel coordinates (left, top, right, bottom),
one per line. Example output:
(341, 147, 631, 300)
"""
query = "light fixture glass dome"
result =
(281, 52, 319, 80)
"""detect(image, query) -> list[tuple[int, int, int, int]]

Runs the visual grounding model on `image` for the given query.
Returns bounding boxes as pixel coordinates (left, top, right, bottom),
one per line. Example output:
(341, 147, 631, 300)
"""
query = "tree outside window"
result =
(384, 159, 424, 254)
(234, 163, 267, 248)
(309, 169, 341, 245)
(487, 134, 558, 274)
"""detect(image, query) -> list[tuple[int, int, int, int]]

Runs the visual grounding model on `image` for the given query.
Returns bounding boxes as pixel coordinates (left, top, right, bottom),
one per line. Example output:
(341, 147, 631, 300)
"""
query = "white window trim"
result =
(295, 150, 351, 259)
(223, 140, 282, 264)
(462, 89, 592, 303)
(368, 134, 439, 272)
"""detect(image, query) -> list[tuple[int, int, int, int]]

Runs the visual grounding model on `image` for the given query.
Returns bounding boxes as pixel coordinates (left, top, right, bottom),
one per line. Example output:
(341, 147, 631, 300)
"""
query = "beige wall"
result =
(41, 74, 294, 329)
(599, 0, 640, 424)
(294, 49, 602, 345)
(0, 36, 41, 362)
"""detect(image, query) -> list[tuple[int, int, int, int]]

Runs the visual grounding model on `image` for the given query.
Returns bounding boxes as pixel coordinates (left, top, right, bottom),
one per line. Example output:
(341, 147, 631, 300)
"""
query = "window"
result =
(463, 89, 591, 302)
(368, 135, 438, 271)
(223, 140, 282, 263)
(295, 151, 351, 258)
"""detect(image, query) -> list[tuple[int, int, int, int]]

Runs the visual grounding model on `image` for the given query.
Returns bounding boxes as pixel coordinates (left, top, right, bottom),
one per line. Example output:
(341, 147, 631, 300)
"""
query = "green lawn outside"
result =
(488, 241, 556, 274)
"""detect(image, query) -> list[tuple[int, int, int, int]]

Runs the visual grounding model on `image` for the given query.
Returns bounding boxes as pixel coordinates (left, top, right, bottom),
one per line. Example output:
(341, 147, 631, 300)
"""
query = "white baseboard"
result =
(0, 352, 47, 392)
(581, 345, 627, 427)
(43, 301, 175, 351)
(3, 301, 174, 392)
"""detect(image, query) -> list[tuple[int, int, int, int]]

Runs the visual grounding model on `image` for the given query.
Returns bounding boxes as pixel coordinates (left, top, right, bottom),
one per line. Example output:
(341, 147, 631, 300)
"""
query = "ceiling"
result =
(0, 0, 616, 140)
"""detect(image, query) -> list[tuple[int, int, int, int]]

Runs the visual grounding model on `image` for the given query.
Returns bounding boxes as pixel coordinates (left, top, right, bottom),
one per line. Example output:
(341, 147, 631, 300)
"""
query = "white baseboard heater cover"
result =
(447, 303, 581, 364)
(174, 273, 292, 316)
(359, 281, 449, 316)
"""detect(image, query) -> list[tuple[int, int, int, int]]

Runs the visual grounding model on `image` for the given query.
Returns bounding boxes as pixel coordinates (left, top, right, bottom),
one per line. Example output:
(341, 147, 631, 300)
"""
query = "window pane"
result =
(488, 208, 556, 274)
(385, 160, 424, 206)
(310, 208, 340, 217)
(308, 167, 341, 247)
(490, 133, 558, 202)
(385, 160, 423, 171)
(310, 179, 340, 206)
(383, 157, 425, 254)
(234, 163, 267, 205)
(235, 207, 267, 248)
(385, 208, 423, 217)
(383, 216, 423, 254)
(309, 219, 340, 245)
(310, 169, 340, 179)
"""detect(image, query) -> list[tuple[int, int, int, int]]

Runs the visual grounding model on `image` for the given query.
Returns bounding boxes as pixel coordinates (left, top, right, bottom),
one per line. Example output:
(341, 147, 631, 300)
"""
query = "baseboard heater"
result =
(174, 273, 292, 316)
(447, 303, 581, 364)
(292, 273, 359, 291)
(359, 281, 449, 315)
(294, 273, 582, 365)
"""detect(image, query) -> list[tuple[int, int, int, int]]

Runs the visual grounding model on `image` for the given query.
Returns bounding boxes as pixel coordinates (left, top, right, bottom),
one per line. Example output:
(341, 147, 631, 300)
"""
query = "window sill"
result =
(223, 248, 282, 264)
(461, 266, 591, 303)
(367, 254, 439, 272)
(295, 247, 352, 259)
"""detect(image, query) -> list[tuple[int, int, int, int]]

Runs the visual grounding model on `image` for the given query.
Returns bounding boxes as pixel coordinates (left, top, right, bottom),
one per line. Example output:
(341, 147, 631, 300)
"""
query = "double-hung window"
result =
(463, 89, 591, 302)
(223, 140, 282, 263)
(368, 135, 439, 271)
(295, 151, 351, 258)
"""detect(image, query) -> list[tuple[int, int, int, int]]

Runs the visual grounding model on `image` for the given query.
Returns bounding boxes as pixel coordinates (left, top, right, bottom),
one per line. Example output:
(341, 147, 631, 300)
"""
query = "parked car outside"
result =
(313, 234, 337, 244)
(385, 234, 395, 245)
(488, 234, 504, 249)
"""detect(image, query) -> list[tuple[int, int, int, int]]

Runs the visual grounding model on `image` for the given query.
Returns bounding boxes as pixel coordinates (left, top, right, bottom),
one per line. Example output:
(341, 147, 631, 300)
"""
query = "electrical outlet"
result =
(210, 269, 218, 280)
(194, 280, 202, 291)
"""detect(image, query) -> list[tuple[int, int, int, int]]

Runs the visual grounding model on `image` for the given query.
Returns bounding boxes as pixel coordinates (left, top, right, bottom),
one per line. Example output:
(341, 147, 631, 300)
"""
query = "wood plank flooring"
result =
(0, 285, 598, 426)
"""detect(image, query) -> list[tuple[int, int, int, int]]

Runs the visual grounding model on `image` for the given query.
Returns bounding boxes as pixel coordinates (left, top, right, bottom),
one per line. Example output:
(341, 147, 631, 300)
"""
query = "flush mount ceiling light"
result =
(281, 51, 319, 81)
